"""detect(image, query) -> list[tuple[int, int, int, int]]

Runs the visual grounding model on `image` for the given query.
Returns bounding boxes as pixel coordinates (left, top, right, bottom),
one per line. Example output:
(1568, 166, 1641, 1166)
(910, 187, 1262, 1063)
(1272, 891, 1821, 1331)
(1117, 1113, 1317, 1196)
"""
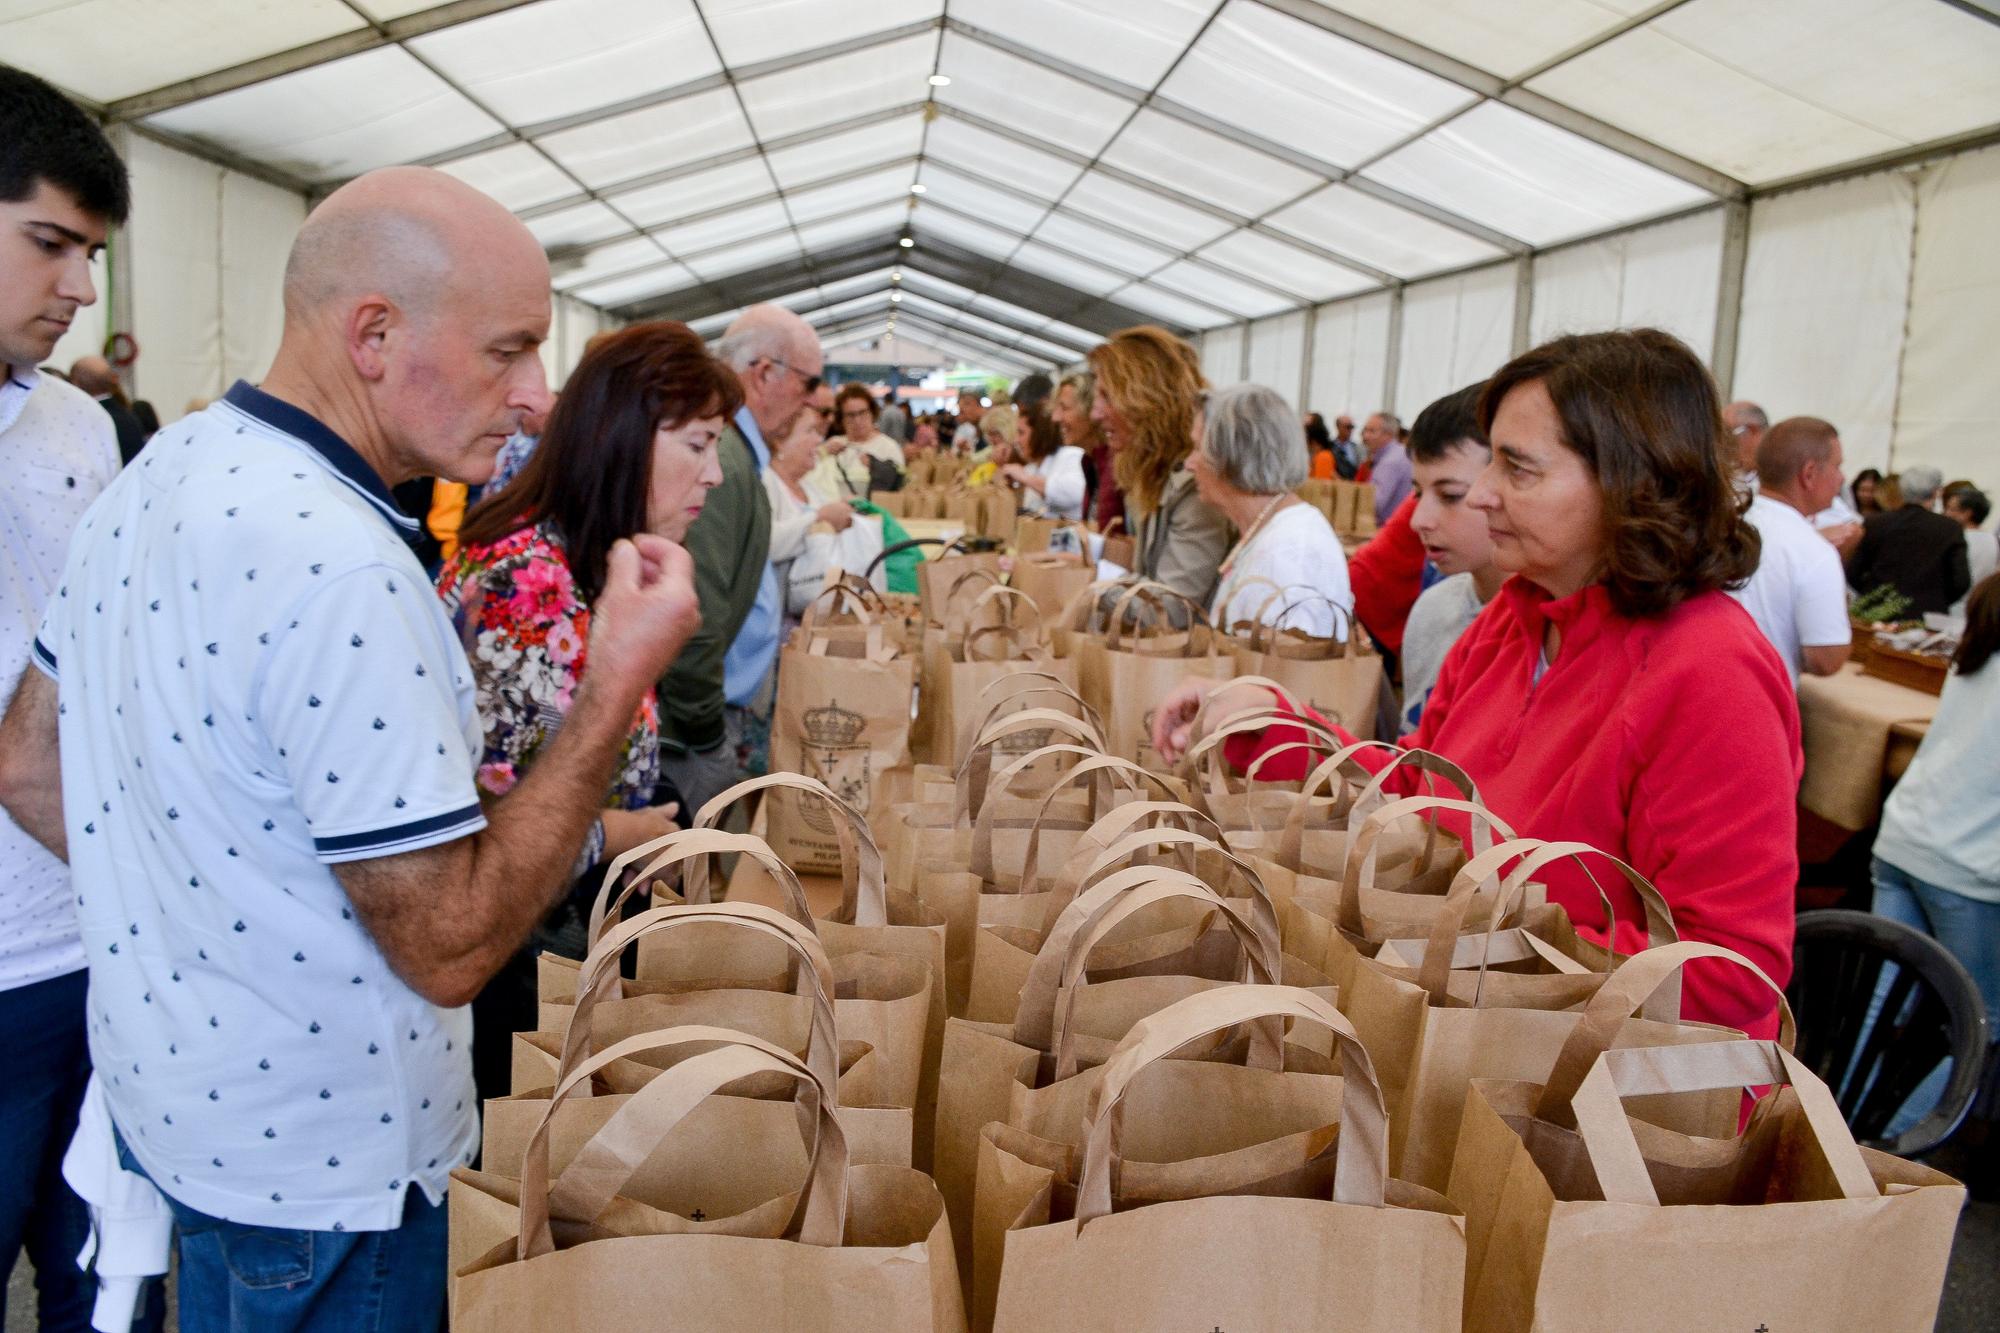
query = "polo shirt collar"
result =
(223, 380, 420, 541)
(0, 364, 39, 436)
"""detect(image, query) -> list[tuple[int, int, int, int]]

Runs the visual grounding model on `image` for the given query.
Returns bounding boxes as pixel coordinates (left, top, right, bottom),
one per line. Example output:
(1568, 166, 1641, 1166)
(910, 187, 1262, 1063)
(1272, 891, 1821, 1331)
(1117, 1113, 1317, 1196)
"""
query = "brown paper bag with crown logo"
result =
(767, 595, 914, 876)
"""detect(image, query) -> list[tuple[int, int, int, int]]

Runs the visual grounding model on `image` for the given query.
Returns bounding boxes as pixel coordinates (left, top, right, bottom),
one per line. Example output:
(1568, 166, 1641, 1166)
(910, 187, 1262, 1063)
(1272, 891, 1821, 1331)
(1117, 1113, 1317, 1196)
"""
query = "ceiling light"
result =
(909, 183, 927, 195)
(891, 270, 902, 282)
(899, 236, 916, 249)
(890, 292, 902, 302)
(928, 74, 951, 87)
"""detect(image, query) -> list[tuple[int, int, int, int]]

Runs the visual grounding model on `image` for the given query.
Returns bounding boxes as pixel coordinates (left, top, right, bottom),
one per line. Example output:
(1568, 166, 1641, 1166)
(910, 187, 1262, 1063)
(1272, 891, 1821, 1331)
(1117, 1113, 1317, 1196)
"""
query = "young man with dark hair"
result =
(1399, 381, 1505, 732)
(0, 62, 154, 1332)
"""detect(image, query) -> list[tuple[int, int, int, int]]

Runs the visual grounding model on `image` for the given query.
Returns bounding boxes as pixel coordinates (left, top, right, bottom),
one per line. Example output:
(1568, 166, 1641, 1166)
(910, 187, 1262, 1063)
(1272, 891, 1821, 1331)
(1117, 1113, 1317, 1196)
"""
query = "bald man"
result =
(70, 353, 147, 463)
(0, 166, 701, 1328)
(658, 302, 823, 815)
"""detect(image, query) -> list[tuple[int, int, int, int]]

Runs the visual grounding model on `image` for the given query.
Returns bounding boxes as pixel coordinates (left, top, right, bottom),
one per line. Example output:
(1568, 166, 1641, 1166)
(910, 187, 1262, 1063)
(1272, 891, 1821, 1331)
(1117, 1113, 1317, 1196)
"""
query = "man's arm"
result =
(1945, 532, 1972, 605)
(657, 435, 752, 751)
(333, 536, 699, 1008)
(1801, 644, 1851, 677)
(0, 667, 66, 861)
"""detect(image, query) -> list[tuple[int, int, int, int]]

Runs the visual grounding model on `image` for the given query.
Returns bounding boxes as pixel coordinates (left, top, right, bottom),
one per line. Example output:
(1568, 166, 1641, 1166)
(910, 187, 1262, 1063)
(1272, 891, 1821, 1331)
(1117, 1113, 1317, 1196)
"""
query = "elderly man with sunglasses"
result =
(657, 304, 824, 818)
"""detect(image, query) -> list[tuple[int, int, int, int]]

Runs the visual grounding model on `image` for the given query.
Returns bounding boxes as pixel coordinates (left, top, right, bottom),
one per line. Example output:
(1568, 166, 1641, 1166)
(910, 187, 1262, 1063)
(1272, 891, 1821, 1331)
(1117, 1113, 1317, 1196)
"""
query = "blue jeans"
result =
(1873, 857, 2000, 1022)
(1870, 857, 2000, 1137)
(114, 1132, 445, 1332)
(0, 968, 163, 1332)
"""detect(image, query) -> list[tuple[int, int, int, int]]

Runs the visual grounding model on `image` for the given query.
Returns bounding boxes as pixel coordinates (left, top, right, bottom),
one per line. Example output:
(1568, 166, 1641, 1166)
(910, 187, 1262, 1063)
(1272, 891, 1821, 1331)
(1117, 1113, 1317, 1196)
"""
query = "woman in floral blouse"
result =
(437, 321, 742, 1097)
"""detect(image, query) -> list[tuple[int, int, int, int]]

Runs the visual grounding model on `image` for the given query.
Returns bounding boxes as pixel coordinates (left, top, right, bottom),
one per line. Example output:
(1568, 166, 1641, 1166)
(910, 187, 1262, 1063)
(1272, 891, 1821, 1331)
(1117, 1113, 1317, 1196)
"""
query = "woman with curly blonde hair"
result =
(1088, 325, 1231, 608)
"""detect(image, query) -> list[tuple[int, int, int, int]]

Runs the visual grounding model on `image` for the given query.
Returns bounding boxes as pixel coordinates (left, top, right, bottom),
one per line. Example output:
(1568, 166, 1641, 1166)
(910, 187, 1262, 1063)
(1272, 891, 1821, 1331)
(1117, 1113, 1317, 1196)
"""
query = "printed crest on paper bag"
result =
(802, 699, 870, 828)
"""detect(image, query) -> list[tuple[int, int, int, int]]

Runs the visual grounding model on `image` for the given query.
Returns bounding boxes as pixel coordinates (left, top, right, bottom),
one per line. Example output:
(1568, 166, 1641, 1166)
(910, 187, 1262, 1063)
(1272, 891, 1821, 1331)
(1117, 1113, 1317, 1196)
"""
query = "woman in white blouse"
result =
(1193, 382, 1352, 640)
(763, 408, 854, 633)
(1000, 396, 1087, 520)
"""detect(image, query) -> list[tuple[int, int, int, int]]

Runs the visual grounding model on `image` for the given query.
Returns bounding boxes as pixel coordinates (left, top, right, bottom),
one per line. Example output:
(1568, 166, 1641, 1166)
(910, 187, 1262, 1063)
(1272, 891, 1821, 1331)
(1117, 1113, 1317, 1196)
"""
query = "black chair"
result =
(1785, 909, 1989, 1157)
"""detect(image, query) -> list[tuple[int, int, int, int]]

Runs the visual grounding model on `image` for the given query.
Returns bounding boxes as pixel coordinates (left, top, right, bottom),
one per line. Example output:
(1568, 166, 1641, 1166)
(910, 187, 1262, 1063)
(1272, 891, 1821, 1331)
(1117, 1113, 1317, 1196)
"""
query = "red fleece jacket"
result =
(1228, 578, 1802, 1039)
(1348, 495, 1426, 655)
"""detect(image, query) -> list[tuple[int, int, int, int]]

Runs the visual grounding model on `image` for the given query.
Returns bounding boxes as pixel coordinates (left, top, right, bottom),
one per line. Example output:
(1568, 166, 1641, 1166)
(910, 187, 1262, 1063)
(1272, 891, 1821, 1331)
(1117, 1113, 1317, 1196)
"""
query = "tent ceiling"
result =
(13, 0, 1999, 336)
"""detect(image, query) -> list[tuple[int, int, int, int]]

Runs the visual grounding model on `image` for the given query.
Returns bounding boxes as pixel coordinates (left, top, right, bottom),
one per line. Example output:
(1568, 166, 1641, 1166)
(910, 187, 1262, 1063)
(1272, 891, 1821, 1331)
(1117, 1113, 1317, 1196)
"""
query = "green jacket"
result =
(658, 420, 771, 753)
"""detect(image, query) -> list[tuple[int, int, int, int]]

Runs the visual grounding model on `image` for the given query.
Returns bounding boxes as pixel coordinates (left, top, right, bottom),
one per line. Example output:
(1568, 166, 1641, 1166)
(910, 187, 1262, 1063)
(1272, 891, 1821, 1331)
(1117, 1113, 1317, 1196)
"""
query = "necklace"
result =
(1217, 491, 1294, 578)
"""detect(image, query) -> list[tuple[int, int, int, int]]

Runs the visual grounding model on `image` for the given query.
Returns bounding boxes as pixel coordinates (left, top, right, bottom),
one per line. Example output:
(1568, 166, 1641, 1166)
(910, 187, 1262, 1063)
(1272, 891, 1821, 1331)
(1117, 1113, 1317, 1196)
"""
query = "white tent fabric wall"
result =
(1529, 209, 1725, 365)
(1246, 310, 1306, 409)
(1894, 144, 2000, 496)
(1732, 171, 1916, 476)
(1200, 324, 1244, 387)
(1394, 264, 1516, 420)
(1307, 293, 1393, 422)
(219, 170, 307, 397)
(127, 134, 229, 421)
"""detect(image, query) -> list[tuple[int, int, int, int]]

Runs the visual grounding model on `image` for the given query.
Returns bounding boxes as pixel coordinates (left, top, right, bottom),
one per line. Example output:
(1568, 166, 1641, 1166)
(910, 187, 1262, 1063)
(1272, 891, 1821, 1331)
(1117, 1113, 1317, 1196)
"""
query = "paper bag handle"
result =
(690, 774, 887, 927)
(1012, 865, 1280, 1070)
(1273, 740, 1413, 870)
(560, 901, 840, 1096)
(1535, 940, 1796, 1124)
(592, 827, 817, 945)
(1076, 986, 1389, 1221)
(519, 1023, 846, 1259)
(1013, 756, 1186, 899)
(1045, 821, 1276, 944)
(971, 743, 1140, 878)
(1570, 1040, 1876, 1206)
(1338, 796, 1516, 935)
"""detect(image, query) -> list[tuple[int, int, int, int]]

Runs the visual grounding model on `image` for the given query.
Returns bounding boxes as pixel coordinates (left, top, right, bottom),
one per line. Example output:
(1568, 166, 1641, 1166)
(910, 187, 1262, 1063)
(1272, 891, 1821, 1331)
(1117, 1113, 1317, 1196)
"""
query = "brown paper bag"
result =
(451, 1024, 966, 1332)
(917, 551, 1005, 623)
(935, 867, 1295, 1300)
(921, 586, 1075, 769)
(1451, 995, 1962, 1332)
(767, 605, 914, 876)
(1341, 842, 1724, 1191)
(1007, 551, 1093, 627)
(1082, 582, 1232, 766)
(1224, 601, 1384, 740)
(988, 985, 1465, 1333)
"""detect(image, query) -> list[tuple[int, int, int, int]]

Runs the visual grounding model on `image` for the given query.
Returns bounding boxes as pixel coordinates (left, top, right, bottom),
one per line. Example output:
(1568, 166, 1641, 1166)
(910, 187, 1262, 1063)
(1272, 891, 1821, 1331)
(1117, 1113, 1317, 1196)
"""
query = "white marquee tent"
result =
(10, 0, 2000, 484)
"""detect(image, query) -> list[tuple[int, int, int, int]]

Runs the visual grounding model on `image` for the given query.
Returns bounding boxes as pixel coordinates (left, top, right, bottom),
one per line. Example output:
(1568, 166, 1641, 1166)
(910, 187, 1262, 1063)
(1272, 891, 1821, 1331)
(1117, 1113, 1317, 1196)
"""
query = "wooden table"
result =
(1796, 663, 1938, 832)
(897, 518, 965, 546)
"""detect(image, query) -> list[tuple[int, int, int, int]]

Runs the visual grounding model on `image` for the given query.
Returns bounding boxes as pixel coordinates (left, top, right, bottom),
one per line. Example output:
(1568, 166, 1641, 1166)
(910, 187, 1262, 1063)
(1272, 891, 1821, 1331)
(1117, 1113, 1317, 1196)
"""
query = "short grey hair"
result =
(713, 302, 814, 373)
(1900, 465, 1943, 506)
(1370, 410, 1402, 433)
(1203, 383, 1308, 495)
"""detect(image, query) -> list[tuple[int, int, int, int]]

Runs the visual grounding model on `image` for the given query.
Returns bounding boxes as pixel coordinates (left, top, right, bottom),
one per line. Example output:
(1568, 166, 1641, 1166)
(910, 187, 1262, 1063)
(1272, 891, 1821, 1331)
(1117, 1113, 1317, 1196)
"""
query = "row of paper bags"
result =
(445, 684, 1964, 1331)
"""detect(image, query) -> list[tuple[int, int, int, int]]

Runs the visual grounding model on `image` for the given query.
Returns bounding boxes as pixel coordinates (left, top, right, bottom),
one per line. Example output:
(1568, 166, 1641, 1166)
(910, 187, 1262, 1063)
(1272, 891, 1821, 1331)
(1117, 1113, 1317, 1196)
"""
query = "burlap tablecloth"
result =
(1796, 663, 1939, 831)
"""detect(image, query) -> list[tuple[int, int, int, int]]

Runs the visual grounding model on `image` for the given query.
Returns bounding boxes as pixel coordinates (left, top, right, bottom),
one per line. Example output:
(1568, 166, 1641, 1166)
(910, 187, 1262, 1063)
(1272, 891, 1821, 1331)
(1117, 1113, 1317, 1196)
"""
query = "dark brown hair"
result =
(1018, 400, 1064, 464)
(458, 320, 743, 604)
(834, 381, 877, 421)
(1955, 573, 1999, 677)
(1479, 329, 1759, 620)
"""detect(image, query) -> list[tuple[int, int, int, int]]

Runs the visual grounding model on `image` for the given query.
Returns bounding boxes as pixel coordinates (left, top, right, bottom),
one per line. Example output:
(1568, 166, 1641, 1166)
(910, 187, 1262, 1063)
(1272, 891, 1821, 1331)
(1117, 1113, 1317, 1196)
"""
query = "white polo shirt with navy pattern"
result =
(34, 381, 488, 1232)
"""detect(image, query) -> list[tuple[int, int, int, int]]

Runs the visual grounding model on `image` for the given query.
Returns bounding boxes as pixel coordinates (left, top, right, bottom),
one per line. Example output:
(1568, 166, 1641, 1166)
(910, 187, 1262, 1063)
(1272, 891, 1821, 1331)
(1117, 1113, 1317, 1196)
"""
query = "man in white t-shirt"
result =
(1729, 416, 1852, 683)
(0, 166, 700, 1330)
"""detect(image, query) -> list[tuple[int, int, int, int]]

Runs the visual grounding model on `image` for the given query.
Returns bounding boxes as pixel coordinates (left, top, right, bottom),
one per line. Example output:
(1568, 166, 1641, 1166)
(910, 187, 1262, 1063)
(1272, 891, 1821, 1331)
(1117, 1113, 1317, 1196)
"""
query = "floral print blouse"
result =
(436, 522, 662, 871)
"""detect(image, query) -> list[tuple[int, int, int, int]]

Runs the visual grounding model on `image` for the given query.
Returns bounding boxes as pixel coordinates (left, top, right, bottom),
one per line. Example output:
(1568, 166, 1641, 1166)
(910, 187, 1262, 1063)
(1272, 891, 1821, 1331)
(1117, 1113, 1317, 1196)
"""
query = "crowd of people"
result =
(2, 60, 1997, 1330)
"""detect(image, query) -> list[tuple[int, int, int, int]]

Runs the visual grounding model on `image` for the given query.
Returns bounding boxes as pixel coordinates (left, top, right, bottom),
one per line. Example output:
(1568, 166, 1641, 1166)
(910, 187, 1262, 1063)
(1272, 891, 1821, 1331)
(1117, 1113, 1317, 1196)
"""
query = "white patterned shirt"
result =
(1, 366, 120, 992)
(33, 381, 488, 1231)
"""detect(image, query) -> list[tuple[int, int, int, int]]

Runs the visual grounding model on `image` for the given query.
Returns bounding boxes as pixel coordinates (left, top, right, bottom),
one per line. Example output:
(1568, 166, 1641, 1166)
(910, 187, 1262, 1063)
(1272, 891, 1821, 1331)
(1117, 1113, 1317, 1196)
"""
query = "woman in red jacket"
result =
(1154, 329, 1800, 1040)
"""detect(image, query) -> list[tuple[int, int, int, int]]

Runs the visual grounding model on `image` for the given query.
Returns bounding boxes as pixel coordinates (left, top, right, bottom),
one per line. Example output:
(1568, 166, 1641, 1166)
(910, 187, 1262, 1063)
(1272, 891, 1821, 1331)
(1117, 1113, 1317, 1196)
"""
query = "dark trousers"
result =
(0, 968, 163, 1332)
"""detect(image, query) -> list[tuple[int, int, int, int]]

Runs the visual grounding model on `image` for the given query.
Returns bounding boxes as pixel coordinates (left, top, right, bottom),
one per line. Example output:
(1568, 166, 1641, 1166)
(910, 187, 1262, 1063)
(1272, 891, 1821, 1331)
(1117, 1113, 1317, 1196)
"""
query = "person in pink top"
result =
(1155, 329, 1800, 1041)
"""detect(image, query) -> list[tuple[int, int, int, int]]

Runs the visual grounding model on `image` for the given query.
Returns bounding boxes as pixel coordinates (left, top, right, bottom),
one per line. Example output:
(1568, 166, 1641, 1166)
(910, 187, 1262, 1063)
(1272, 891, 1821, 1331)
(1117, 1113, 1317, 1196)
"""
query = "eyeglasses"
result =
(760, 357, 820, 394)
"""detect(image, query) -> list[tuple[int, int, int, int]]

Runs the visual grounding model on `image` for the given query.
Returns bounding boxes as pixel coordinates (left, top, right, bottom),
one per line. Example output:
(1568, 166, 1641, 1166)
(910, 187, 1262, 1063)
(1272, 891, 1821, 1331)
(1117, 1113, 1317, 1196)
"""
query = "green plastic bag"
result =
(851, 500, 922, 596)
